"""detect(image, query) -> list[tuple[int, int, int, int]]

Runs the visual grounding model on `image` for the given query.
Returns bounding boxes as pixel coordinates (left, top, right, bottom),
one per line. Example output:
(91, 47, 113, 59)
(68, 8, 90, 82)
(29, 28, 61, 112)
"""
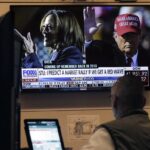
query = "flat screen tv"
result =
(11, 5, 150, 92)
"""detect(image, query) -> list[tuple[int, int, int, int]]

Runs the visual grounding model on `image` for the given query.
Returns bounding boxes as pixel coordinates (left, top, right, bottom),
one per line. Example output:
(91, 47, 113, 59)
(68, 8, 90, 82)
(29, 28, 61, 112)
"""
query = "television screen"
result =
(11, 5, 150, 92)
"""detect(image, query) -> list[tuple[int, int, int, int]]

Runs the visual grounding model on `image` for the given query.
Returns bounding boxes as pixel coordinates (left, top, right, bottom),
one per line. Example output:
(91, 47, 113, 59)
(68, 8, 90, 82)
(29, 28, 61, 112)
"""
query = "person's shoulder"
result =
(81, 126, 115, 150)
(62, 45, 82, 55)
(138, 47, 150, 67)
(63, 45, 80, 50)
(88, 40, 113, 48)
(86, 40, 114, 55)
(138, 47, 150, 55)
(94, 119, 116, 132)
(57, 46, 83, 64)
(96, 116, 133, 132)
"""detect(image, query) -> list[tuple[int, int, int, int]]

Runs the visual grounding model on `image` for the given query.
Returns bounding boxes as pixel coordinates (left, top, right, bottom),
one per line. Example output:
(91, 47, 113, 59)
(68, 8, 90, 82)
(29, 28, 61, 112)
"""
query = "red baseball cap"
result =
(114, 13, 141, 36)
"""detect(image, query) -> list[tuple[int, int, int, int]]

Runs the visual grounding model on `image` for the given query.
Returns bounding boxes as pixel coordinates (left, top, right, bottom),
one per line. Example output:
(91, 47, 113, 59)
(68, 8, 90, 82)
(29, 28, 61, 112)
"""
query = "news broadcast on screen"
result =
(11, 5, 150, 91)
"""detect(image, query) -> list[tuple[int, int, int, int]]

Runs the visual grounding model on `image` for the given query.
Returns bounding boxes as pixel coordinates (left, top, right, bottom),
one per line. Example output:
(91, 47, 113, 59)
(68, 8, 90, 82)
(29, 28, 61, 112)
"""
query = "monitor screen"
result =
(11, 5, 150, 92)
(24, 119, 65, 150)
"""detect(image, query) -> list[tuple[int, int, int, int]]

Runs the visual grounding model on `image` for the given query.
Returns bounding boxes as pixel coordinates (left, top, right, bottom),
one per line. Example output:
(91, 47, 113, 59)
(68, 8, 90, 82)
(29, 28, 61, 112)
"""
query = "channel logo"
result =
(22, 69, 38, 77)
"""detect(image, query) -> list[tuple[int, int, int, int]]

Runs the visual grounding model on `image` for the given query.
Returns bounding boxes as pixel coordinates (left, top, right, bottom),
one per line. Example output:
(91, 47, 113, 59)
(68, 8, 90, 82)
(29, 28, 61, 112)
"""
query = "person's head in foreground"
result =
(81, 75, 150, 150)
(113, 14, 141, 57)
(111, 75, 146, 119)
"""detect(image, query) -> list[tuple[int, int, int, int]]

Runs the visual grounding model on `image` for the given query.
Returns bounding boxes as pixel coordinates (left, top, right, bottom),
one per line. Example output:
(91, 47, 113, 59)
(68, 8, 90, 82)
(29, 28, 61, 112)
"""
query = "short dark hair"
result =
(40, 9, 84, 50)
(112, 75, 145, 109)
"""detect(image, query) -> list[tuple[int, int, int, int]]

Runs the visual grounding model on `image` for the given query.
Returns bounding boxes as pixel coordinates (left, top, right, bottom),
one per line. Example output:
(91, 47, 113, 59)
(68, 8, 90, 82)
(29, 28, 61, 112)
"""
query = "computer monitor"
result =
(24, 119, 65, 150)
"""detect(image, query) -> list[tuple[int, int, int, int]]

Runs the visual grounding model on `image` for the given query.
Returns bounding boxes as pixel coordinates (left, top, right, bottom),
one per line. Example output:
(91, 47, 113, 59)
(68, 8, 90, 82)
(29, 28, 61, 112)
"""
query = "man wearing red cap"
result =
(84, 7, 150, 67)
(113, 13, 142, 67)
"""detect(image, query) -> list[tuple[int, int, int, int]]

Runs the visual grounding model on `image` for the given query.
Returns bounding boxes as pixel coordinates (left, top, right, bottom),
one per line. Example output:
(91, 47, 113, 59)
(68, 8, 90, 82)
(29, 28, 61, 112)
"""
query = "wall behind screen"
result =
(20, 107, 150, 150)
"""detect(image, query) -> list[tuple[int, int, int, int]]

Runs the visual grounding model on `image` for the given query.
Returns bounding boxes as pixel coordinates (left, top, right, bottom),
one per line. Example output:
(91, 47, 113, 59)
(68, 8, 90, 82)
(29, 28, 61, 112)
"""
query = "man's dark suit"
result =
(86, 40, 150, 67)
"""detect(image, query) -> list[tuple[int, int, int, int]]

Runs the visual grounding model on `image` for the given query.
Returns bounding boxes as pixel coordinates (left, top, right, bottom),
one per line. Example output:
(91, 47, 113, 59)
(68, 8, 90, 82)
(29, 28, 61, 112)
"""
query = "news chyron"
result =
(21, 65, 149, 90)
